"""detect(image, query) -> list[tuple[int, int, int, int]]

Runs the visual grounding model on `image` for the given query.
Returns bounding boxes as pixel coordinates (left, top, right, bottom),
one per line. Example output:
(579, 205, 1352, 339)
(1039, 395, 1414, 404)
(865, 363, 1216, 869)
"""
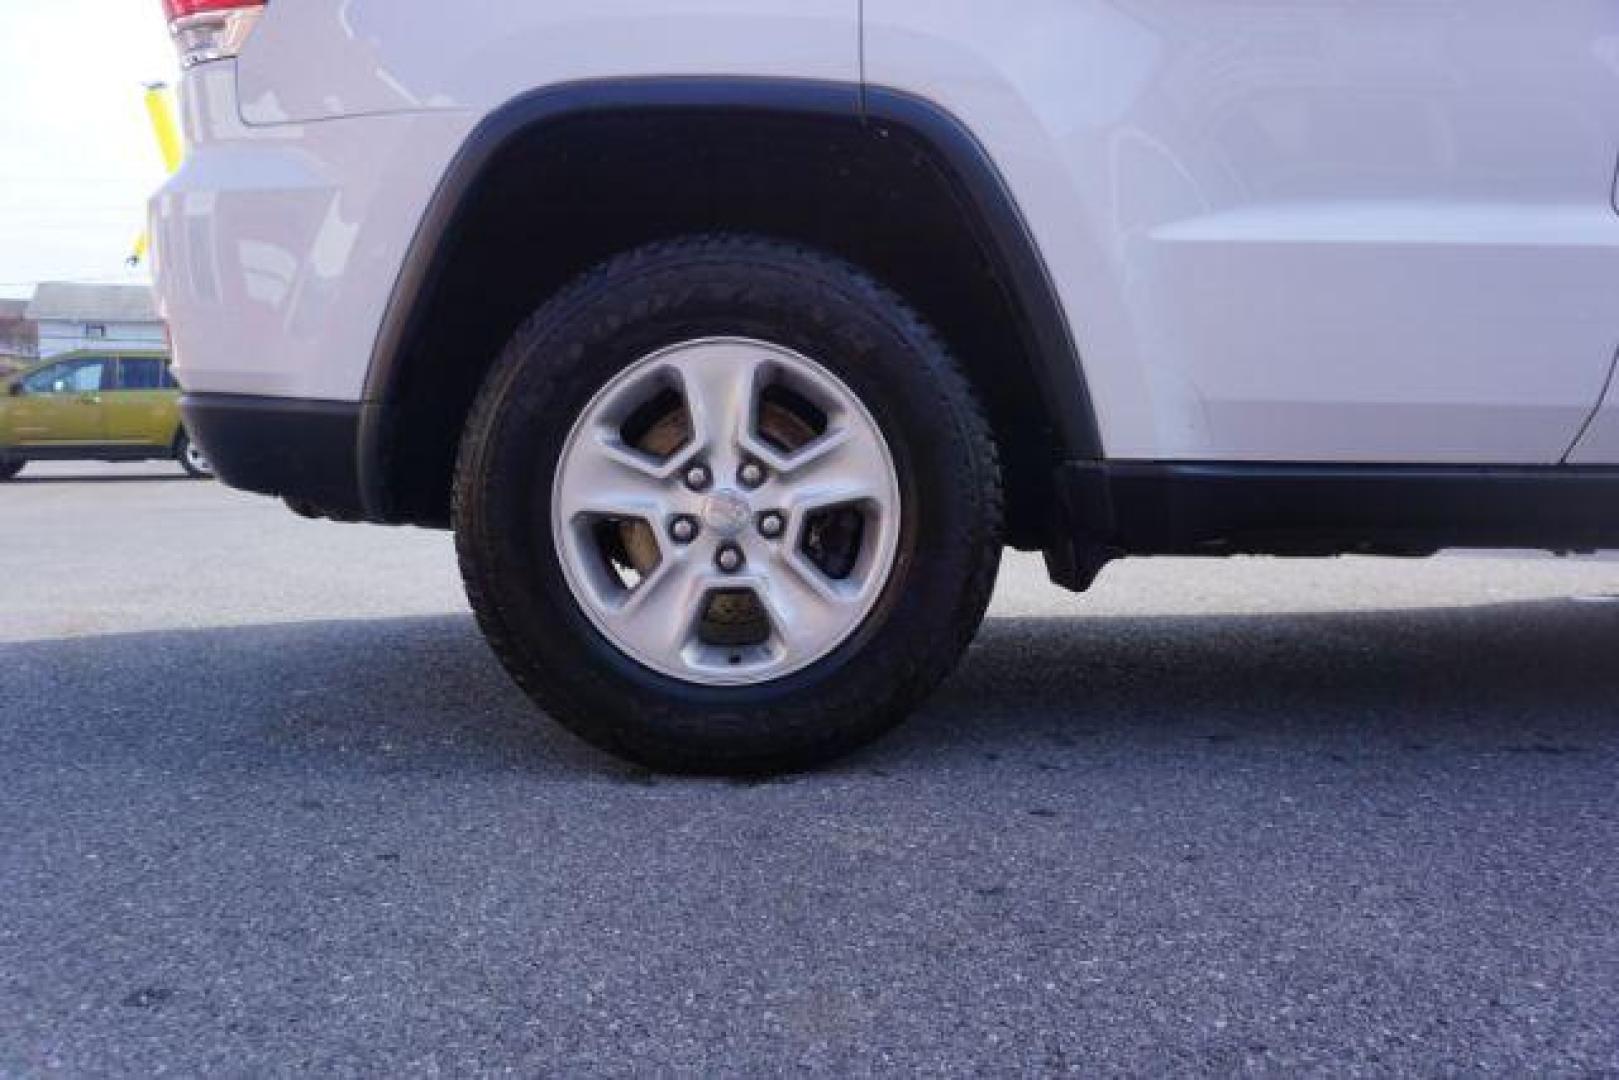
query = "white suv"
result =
(152, 1, 1619, 772)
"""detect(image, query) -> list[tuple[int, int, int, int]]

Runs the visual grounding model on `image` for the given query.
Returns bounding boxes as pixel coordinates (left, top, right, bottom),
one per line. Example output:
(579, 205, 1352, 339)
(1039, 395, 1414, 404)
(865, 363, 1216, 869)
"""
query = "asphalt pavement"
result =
(2, 461, 1617, 1075)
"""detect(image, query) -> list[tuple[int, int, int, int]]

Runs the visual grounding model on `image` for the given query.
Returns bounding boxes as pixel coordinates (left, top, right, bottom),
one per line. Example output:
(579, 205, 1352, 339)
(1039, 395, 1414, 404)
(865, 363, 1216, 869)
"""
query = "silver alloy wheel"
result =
(551, 337, 902, 686)
(184, 439, 211, 475)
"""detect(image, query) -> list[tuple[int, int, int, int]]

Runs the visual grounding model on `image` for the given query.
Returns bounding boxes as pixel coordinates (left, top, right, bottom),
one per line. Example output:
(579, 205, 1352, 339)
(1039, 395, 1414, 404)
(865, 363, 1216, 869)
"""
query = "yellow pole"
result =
(129, 82, 183, 266)
(144, 83, 184, 173)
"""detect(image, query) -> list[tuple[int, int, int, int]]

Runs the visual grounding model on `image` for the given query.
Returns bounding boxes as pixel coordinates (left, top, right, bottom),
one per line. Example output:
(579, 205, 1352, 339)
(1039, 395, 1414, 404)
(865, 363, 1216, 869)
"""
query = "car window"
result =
(19, 365, 64, 394)
(117, 357, 166, 390)
(63, 360, 107, 393)
(21, 359, 107, 394)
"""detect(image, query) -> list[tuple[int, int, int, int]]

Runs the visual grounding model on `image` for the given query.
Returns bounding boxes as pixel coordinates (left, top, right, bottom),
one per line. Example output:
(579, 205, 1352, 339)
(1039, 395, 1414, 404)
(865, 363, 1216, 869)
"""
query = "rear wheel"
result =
(175, 430, 213, 479)
(0, 459, 23, 481)
(454, 236, 1002, 774)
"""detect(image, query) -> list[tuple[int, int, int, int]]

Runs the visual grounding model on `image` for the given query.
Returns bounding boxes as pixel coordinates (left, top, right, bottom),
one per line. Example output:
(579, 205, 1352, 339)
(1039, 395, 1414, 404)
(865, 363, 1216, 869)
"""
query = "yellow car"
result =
(0, 350, 211, 480)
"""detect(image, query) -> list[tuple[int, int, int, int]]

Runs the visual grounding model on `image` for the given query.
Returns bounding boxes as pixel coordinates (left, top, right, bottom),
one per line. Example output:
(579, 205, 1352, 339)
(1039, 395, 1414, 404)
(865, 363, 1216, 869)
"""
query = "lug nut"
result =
(715, 544, 744, 573)
(757, 511, 785, 539)
(683, 462, 712, 491)
(738, 460, 766, 489)
(668, 515, 698, 544)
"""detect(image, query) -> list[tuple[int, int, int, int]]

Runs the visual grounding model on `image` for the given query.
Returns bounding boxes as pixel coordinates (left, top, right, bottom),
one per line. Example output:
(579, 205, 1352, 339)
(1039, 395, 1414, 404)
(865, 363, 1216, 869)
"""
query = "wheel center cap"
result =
(700, 489, 751, 538)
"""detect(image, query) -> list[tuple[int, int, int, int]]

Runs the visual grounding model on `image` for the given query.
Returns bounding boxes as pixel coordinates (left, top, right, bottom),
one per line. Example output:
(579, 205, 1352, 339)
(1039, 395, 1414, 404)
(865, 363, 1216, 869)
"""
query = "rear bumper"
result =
(153, 64, 471, 523)
(181, 394, 367, 519)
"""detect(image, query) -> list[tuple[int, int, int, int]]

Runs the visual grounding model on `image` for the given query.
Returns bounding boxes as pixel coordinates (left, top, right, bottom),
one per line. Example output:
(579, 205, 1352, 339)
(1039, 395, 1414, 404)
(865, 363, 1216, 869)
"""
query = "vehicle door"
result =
(863, 1, 1619, 463)
(5, 357, 110, 446)
(103, 356, 178, 446)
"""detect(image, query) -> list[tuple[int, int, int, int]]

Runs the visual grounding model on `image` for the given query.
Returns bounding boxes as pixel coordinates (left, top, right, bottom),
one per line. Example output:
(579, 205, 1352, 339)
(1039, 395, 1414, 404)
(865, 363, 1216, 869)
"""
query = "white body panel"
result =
(1567, 371, 1619, 463)
(234, 0, 860, 124)
(152, 63, 475, 399)
(867, 0, 1619, 463)
(153, 0, 1619, 465)
(155, 1, 859, 400)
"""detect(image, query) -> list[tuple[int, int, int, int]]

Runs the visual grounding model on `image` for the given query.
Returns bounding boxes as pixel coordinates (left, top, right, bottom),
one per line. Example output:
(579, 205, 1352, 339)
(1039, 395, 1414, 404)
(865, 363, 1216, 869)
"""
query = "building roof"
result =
(0, 298, 29, 320)
(26, 282, 158, 324)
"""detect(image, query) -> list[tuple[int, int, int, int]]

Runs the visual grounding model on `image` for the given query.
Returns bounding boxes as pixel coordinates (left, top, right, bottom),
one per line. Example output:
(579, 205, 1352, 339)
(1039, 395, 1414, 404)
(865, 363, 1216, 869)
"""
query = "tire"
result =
(175, 430, 213, 479)
(454, 235, 1003, 774)
(0, 459, 23, 481)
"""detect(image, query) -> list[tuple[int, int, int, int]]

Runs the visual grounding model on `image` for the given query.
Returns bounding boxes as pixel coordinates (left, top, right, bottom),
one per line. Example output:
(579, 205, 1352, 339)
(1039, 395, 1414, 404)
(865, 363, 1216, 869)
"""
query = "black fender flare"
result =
(355, 78, 1102, 519)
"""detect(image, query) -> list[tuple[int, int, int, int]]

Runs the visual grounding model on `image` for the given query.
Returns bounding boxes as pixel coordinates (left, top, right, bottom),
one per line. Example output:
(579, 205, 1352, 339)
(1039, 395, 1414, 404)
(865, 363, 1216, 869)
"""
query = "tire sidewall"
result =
(460, 246, 998, 769)
(176, 431, 212, 478)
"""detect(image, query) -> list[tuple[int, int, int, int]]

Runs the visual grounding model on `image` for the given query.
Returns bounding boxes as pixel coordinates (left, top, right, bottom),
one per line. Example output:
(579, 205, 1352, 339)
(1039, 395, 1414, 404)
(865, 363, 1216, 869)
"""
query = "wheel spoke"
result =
(600, 553, 709, 661)
(552, 337, 901, 685)
(675, 344, 765, 469)
(775, 421, 896, 520)
(754, 550, 858, 664)
(554, 431, 674, 522)
(754, 411, 887, 501)
(779, 546, 858, 606)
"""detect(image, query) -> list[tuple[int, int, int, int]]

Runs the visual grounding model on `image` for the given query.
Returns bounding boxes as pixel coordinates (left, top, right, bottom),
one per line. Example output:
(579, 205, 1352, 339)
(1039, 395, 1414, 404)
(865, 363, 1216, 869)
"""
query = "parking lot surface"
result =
(3, 462, 1617, 1074)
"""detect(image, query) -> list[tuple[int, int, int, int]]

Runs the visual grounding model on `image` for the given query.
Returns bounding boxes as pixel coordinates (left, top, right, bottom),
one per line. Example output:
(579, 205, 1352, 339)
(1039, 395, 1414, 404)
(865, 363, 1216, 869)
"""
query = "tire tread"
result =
(454, 234, 1001, 773)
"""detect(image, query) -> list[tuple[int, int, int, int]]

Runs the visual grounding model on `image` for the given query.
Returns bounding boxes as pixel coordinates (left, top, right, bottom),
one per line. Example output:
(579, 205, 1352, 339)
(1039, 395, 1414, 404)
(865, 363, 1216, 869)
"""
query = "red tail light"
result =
(162, 0, 265, 68)
(163, 0, 260, 15)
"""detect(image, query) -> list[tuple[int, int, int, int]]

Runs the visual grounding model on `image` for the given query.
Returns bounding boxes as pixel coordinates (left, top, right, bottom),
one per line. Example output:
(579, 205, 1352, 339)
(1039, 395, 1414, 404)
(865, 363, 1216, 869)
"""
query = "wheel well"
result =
(373, 93, 1090, 547)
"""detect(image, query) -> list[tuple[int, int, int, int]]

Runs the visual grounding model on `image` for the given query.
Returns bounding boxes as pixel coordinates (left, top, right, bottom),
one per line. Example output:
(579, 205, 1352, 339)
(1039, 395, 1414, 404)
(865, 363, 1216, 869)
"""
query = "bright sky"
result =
(0, 1, 178, 299)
